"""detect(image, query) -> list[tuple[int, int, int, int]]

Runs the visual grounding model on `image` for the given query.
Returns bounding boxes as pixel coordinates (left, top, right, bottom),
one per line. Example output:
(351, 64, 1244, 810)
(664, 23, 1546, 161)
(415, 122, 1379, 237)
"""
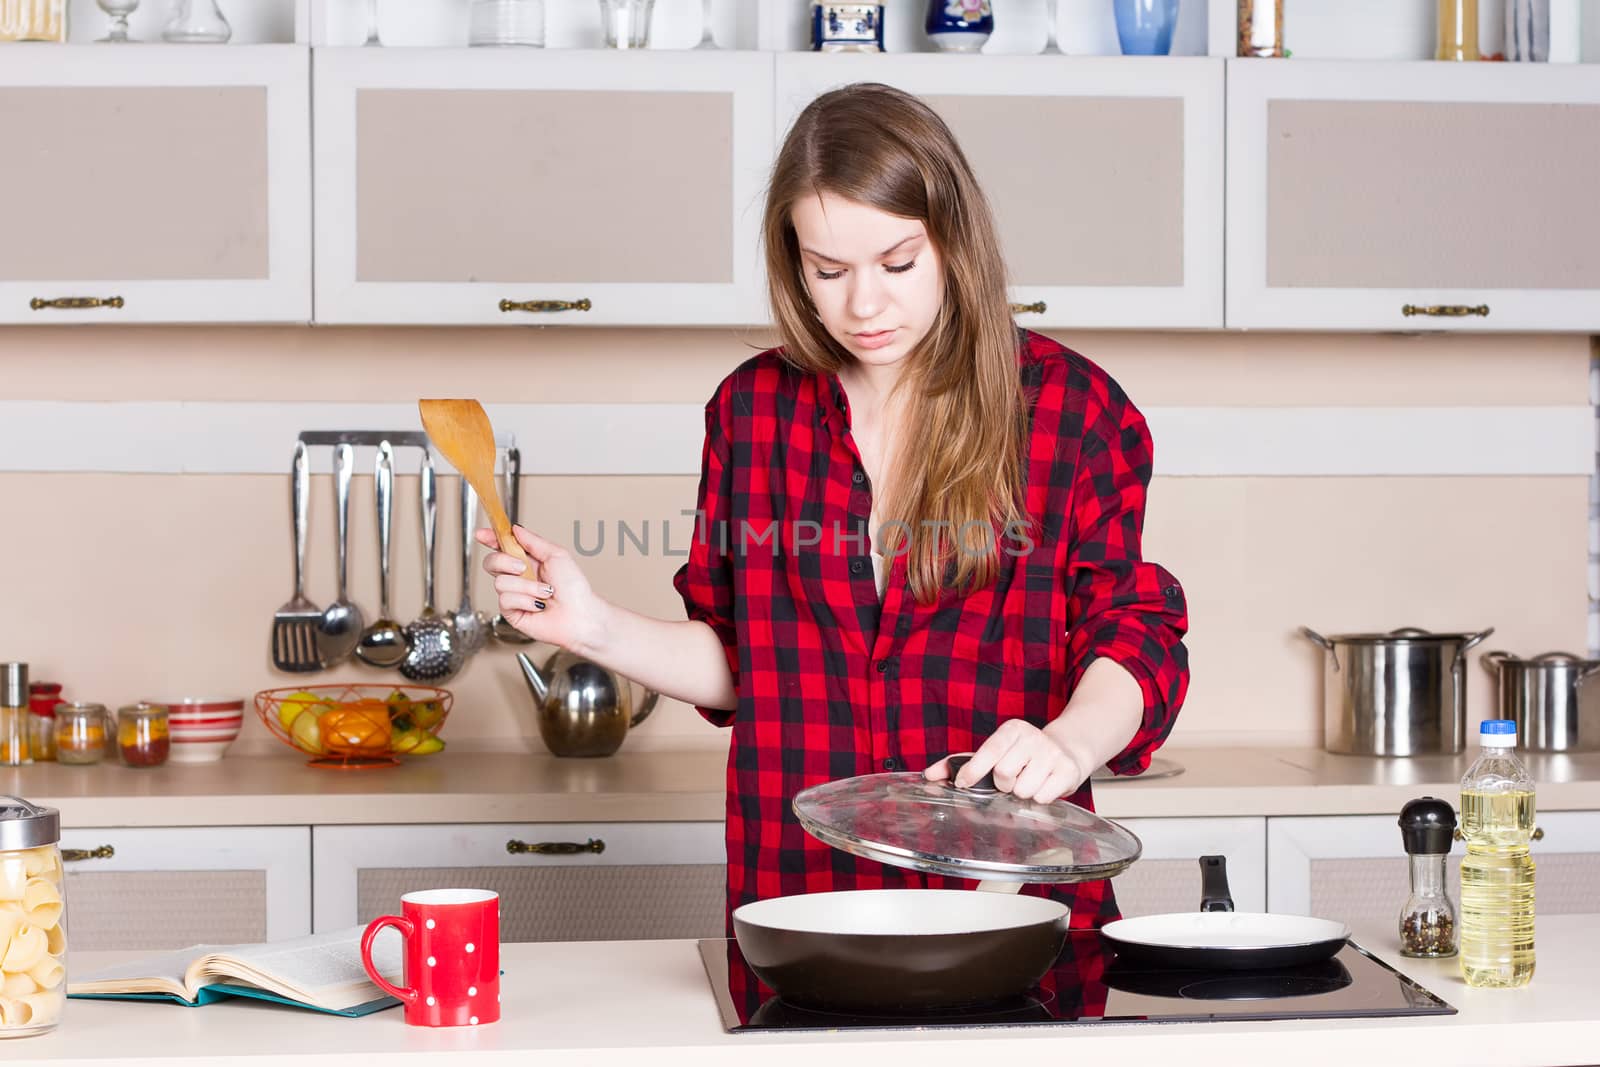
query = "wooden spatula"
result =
(418, 399, 532, 579)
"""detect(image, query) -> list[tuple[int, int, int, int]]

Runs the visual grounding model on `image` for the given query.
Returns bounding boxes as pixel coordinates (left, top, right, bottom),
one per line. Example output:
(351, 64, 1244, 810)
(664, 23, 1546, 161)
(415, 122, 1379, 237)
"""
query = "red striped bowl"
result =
(155, 698, 245, 763)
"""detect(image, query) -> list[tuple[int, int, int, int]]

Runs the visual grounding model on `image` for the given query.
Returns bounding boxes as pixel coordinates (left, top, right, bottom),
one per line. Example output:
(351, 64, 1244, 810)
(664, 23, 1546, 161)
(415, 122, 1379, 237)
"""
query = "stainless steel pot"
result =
(1301, 626, 1494, 756)
(1481, 650, 1600, 753)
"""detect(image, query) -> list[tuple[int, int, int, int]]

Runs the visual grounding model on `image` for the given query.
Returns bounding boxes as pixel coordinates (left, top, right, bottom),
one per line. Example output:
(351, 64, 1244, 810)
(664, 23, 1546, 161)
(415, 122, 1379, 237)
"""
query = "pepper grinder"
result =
(1398, 796, 1458, 958)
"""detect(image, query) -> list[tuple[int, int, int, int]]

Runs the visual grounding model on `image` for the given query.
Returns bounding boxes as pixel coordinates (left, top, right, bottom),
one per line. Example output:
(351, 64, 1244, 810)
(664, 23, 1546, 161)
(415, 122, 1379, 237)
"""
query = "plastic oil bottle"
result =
(1458, 719, 1536, 987)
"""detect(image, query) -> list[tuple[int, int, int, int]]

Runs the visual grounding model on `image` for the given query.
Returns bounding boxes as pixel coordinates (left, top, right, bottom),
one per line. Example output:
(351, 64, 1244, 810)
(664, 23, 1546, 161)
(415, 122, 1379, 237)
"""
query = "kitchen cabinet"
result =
(311, 48, 774, 325)
(1112, 816, 1265, 915)
(1266, 811, 1600, 930)
(1226, 60, 1600, 331)
(0, 46, 311, 324)
(58, 826, 311, 951)
(311, 822, 726, 941)
(776, 54, 1225, 330)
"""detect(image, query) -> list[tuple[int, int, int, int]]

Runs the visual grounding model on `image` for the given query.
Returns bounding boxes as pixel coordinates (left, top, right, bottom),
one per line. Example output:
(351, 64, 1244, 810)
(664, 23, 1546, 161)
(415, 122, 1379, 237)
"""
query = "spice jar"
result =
(117, 703, 170, 768)
(1436, 0, 1479, 61)
(54, 703, 110, 766)
(0, 794, 67, 1037)
(1237, 0, 1284, 57)
(1398, 795, 1459, 958)
(1, 664, 30, 766)
(25, 683, 61, 763)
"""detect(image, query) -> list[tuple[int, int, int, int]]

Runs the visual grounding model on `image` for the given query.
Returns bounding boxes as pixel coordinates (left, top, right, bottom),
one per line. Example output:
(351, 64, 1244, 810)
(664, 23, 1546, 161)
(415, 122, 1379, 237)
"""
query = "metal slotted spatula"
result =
(418, 399, 531, 579)
(271, 441, 324, 672)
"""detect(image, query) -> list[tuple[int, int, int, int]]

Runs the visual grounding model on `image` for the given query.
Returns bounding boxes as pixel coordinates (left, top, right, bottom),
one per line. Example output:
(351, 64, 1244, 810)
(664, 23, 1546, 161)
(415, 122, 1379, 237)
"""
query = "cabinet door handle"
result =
(1009, 301, 1047, 315)
(1401, 303, 1489, 318)
(506, 838, 605, 856)
(31, 296, 125, 311)
(61, 845, 115, 862)
(500, 298, 592, 314)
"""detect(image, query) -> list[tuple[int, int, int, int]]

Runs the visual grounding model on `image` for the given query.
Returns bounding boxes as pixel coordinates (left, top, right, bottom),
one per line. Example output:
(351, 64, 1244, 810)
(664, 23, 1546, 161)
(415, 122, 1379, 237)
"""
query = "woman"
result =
(482, 82, 1189, 928)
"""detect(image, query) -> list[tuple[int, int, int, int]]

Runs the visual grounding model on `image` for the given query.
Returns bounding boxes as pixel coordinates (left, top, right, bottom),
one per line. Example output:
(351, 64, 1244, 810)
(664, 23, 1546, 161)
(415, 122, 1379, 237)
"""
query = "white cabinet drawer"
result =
(1113, 816, 1266, 916)
(1268, 811, 1600, 930)
(0, 46, 311, 324)
(312, 822, 725, 941)
(58, 826, 311, 951)
(312, 49, 774, 325)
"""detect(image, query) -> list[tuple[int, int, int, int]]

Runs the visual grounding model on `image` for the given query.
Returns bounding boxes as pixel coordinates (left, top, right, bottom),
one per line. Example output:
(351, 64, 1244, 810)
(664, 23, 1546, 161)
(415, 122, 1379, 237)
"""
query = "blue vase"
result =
(925, 0, 993, 53)
(1113, 0, 1179, 56)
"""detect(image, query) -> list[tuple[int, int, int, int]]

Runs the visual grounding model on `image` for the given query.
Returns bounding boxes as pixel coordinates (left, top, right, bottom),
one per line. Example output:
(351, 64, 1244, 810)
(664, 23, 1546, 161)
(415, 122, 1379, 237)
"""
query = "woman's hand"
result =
(924, 720, 1091, 805)
(477, 525, 608, 656)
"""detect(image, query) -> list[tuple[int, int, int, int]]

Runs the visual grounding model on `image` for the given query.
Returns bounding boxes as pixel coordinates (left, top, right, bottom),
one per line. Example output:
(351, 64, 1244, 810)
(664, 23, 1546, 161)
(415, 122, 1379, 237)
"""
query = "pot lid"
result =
(791, 757, 1142, 884)
(1317, 626, 1491, 645)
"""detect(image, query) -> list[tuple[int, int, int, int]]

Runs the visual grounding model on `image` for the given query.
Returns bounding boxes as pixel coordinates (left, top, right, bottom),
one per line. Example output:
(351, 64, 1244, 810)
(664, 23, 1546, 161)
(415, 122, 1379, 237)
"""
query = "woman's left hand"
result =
(924, 720, 1090, 805)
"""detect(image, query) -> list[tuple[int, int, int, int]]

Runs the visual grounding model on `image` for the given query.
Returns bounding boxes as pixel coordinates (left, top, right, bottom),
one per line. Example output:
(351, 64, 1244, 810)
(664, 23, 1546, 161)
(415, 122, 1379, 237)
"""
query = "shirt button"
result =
(875, 658, 892, 673)
(883, 757, 901, 772)
(850, 559, 865, 575)
(1164, 585, 1181, 599)
(852, 470, 865, 485)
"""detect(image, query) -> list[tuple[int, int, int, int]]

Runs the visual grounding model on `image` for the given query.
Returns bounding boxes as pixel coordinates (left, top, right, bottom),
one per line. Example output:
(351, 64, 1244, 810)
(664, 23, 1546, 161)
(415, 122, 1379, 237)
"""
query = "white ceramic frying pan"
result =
(1101, 855, 1351, 970)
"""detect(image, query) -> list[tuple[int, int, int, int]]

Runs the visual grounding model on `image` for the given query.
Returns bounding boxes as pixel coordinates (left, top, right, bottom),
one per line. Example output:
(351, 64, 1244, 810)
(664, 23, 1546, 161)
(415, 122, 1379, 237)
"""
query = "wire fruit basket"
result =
(254, 684, 452, 769)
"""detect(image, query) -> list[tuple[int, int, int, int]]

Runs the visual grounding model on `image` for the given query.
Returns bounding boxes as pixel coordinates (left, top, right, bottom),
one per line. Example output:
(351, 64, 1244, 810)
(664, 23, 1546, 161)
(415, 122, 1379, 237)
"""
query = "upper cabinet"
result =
(776, 55, 1225, 330)
(1226, 60, 1600, 332)
(0, 46, 311, 325)
(312, 49, 774, 326)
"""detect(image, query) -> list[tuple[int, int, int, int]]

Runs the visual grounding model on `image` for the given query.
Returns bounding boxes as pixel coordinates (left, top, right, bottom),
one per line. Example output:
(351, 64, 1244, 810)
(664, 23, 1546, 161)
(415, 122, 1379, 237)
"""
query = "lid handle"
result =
(0, 794, 43, 817)
(945, 754, 998, 795)
(1198, 855, 1235, 913)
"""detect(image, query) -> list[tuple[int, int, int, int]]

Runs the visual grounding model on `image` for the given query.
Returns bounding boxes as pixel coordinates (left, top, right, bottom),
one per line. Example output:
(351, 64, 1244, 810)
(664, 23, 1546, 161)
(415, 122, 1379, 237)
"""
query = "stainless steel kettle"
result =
(516, 651, 660, 758)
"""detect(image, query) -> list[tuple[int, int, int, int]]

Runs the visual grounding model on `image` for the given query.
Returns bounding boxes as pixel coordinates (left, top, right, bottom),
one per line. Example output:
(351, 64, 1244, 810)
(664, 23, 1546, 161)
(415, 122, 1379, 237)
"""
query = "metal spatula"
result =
(417, 399, 531, 578)
(271, 441, 324, 672)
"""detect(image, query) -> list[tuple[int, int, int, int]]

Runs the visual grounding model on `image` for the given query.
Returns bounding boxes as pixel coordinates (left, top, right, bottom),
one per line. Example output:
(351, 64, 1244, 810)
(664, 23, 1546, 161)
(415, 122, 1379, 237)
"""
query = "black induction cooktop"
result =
(699, 931, 1456, 1033)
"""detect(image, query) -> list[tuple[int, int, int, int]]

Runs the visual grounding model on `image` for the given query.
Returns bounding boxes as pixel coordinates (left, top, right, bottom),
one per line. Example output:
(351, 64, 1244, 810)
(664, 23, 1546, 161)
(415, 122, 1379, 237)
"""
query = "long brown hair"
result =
(763, 82, 1027, 604)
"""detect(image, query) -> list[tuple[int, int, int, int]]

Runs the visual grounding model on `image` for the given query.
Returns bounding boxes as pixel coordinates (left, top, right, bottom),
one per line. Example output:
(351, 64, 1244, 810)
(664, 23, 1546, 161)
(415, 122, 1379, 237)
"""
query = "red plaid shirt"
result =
(674, 330, 1189, 929)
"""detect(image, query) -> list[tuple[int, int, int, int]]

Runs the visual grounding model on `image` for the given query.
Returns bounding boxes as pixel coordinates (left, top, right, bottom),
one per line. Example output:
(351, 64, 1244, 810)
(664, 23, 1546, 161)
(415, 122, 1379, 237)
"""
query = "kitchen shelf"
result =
(48, 0, 1595, 59)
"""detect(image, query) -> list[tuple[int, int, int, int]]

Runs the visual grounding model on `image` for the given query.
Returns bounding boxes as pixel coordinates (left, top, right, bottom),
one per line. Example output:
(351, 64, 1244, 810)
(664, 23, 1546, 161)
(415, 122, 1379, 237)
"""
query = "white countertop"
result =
(5, 744, 1598, 827)
(12, 915, 1600, 1066)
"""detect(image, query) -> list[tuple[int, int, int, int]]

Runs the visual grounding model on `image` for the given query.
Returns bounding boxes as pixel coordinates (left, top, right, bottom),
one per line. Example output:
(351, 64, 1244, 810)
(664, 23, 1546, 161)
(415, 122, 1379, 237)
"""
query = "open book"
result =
(66, 926, 404, 1017)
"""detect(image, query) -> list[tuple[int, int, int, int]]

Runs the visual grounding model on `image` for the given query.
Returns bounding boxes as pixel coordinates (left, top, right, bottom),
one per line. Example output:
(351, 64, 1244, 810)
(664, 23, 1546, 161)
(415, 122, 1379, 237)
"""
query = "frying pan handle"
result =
(945, 754, 998, 794)
(1198, 855, 1235, 913)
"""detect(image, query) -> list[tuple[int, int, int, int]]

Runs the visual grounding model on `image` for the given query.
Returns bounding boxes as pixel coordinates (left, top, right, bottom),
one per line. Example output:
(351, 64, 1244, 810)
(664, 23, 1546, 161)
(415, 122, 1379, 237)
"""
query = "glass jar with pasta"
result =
(0, 795, 66, 1038)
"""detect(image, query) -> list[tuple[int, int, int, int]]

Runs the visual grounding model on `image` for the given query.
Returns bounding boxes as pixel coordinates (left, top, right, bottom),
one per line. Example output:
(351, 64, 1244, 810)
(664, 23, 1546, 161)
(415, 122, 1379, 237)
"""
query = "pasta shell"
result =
(21, 848, 57, 880)
(21, 879, 62, 930)
(1, 972, 33, 998)
(23, 990, 61, 1027)
(0, 858, 25, 903)
(0, 994, 30, 1028)
(28, 957, 63, 991)
(1, 924, 46, 974)
(44, 923, 65, 957)
(0, 907, 19, 948)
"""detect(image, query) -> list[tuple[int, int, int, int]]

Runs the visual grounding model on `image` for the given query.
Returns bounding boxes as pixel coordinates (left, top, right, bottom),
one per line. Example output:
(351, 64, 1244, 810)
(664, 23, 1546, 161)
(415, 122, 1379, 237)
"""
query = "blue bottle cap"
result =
(1481, 720, 1517, 735)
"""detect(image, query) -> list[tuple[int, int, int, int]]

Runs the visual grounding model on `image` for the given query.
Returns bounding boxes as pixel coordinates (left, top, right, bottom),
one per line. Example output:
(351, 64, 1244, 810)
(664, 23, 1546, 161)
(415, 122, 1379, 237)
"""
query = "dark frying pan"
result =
(1101, 855, 1350, 970)
(731, 889, 1070, 1013)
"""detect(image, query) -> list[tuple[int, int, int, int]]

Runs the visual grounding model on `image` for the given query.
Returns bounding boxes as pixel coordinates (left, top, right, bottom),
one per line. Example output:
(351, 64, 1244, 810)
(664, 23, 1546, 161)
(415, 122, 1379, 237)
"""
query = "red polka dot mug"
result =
(360, 888, 501, 1027)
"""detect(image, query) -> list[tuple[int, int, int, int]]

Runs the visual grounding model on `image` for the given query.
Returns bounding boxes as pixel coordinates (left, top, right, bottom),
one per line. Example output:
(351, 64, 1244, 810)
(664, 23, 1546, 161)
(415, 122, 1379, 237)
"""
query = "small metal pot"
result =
(1301, 626, 1494, 756)
(1481, 651, 1600, 753)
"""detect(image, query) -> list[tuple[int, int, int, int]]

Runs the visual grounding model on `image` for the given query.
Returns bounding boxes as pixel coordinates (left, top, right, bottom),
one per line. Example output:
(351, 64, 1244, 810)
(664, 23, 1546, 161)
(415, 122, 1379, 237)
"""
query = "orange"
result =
(320, 701, 392, 757)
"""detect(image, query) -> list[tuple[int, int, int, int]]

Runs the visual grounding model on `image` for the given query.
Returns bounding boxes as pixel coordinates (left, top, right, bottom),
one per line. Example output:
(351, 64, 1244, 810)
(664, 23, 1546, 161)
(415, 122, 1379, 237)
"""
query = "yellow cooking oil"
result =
(1458, 788, 1535, 988)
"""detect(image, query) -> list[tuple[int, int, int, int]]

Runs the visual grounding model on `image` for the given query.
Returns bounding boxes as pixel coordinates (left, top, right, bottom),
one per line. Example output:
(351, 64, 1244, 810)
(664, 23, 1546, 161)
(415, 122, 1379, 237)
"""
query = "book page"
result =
(68, 945, 220, 1000)
(199, 926, 404, 1011)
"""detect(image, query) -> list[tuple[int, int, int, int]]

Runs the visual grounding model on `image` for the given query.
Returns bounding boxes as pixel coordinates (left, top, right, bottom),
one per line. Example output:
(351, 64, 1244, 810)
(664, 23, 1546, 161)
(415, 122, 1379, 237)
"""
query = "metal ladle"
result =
(400, 449, 462, 682)
(314, 443, 365, 667)
(492, 447, 535, 645)
(355, 441, 408, 668)
(452, 474, 490, 657)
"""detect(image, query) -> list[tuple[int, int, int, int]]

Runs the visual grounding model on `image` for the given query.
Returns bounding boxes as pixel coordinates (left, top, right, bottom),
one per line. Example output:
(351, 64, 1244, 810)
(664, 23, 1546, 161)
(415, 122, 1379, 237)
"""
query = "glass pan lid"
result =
(792, 771, 1142, 884)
